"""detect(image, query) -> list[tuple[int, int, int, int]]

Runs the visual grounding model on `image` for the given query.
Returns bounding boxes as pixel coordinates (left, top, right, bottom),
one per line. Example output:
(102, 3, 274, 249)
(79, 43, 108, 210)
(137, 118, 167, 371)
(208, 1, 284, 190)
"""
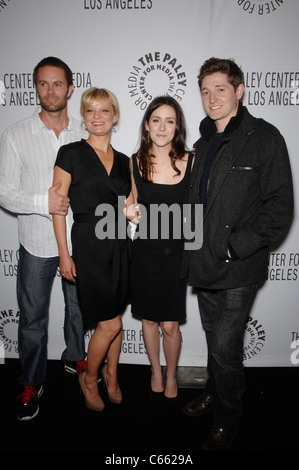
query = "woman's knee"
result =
(142, 319, 159, 331)
(161, 321, 179, 337)
(98, 315, 122, 338)
(111, 316, 122, 336)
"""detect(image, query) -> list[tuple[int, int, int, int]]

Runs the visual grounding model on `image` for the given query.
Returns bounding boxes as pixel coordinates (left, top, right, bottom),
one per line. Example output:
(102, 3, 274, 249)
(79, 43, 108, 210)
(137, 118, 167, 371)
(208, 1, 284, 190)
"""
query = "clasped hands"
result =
(123, 199, 141, 225)
(49, 180, 70, 215)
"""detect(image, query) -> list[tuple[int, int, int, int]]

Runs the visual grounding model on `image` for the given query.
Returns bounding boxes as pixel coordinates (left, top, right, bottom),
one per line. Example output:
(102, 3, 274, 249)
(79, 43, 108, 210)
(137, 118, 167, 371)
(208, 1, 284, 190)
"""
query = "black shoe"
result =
(182, 392, 216, 417)
(16, 385, 44, 421)
(64, 360, 87, 375)
(164, 394, 178, 407)
(200, 424, 237, 450)
(150, 390, 164, 400)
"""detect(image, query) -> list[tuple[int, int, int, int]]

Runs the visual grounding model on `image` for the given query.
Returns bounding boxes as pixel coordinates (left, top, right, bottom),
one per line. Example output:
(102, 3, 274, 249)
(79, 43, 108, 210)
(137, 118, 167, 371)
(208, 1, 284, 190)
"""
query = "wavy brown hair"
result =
(137, 95, 187, 182)
(198, 57, 244, 91)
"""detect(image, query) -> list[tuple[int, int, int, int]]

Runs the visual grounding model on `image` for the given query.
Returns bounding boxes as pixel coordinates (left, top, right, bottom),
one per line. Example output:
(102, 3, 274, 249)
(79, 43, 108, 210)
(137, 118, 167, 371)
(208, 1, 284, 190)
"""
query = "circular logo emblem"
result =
(243, 316, 266, 361)
(237, 0, 285, 16)
(0, 308, 19, 356)
(127, 51, 187, 110)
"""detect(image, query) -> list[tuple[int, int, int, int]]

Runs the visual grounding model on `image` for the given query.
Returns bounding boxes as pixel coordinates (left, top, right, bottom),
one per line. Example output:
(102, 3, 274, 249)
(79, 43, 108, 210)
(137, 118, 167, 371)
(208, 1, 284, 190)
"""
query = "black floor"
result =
(2, 359, 298, 455)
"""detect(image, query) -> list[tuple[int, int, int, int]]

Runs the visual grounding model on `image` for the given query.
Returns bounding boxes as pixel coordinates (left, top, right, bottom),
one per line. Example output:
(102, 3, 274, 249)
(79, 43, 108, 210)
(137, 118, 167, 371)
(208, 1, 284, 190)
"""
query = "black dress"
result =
(130, 152, 193, 322)
(55, 139, 131, 330)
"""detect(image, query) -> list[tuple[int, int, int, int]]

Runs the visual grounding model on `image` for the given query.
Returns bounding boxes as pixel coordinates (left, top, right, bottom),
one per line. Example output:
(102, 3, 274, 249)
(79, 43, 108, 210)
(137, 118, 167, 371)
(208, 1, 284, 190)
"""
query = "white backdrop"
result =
(0, 0, 298, 368)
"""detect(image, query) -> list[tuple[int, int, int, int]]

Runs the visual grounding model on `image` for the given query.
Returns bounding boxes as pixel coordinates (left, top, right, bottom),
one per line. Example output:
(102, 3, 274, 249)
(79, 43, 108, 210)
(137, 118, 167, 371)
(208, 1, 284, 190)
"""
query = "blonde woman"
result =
(53, 88, 131, 411)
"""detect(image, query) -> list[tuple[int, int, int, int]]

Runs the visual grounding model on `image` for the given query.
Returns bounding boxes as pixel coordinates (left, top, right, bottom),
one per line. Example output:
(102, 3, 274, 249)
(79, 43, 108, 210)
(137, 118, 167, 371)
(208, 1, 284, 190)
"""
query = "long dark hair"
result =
(137, 95, 187, 182)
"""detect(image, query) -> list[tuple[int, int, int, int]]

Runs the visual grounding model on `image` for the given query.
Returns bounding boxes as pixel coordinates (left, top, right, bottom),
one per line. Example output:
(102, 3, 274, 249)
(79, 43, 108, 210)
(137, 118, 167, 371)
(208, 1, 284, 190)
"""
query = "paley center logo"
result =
(0, 308, 19, 359)
(236, 0, 285, 15)
(128, 51, 187, 110)
(243, 316, 266, 361)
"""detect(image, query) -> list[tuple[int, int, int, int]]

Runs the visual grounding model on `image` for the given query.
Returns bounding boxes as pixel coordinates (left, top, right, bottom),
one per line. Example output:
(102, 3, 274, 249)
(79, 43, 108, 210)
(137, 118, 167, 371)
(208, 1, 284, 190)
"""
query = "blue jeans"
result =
(17, 245, 85, 385)
(197, 284, 258, 429)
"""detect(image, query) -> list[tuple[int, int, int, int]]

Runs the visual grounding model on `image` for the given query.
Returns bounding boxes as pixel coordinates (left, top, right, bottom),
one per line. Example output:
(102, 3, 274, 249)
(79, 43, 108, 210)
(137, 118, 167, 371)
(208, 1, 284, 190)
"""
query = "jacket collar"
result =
(199, 101, 245, 142)
(192, 104, 259, 219)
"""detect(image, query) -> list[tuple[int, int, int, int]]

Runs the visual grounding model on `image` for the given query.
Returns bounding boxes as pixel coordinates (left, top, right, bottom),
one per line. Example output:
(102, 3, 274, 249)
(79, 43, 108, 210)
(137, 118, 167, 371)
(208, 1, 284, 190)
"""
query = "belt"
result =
(73, 212, 121, 223)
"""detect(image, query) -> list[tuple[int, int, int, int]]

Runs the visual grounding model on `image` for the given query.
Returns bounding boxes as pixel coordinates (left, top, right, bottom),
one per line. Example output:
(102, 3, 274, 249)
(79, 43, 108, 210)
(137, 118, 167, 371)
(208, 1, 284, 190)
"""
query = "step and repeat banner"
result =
(0, 0, 298, 367)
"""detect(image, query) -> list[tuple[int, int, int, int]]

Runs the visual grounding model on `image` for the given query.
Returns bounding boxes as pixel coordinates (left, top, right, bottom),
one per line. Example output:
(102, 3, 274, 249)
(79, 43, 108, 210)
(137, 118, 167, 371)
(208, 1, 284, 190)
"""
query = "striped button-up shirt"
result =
(0, 108, 87, 257)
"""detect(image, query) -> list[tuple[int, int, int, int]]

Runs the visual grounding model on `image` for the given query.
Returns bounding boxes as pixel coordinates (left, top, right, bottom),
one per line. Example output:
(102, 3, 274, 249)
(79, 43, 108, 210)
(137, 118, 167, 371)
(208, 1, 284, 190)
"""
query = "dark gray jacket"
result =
(182, 105, 294, 289)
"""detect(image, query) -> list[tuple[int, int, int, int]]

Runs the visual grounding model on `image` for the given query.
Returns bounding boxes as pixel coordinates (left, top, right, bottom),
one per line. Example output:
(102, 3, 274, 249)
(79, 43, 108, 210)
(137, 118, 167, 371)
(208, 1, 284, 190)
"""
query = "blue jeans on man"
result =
(196, 284, 258, 429)
(17, 244, 85, 386)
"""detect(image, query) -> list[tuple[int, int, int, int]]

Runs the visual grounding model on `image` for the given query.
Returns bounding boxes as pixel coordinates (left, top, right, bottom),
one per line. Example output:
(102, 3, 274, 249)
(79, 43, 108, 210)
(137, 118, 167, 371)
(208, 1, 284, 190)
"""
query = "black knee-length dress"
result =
(55, 139, 131, 330)
(130, 152, 193, 322)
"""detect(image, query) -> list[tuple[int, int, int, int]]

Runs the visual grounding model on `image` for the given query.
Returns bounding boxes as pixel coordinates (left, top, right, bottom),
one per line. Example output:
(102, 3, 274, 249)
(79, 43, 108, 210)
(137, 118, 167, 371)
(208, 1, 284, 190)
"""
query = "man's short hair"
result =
(198, 57, 244, 90)
(33, 57, 73, 88)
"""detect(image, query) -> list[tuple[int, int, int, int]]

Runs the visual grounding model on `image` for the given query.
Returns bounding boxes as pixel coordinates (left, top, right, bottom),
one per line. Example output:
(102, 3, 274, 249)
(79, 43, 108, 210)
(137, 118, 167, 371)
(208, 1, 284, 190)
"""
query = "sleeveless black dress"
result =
(55, 139, 131, 330)
(130, 152, 193, 322)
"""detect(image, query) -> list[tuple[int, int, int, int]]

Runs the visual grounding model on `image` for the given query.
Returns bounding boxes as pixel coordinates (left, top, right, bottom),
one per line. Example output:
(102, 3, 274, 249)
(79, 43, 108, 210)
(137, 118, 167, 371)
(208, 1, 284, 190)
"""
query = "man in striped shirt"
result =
(0, 57, 87, 420)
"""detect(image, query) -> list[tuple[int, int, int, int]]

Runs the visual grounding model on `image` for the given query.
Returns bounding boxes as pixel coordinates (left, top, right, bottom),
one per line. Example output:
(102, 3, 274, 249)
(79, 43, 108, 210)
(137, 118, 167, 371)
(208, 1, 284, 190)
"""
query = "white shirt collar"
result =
(31, 107, 81, 135)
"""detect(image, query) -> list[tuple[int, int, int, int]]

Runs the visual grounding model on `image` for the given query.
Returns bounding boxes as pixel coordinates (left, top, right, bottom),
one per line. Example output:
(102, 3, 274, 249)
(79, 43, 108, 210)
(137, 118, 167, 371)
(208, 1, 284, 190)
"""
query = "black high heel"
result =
(150, 389, 164, 400)
(150, 367, 164, 398)
(164, 375, 178, 404)
(164, 392, 178, 407)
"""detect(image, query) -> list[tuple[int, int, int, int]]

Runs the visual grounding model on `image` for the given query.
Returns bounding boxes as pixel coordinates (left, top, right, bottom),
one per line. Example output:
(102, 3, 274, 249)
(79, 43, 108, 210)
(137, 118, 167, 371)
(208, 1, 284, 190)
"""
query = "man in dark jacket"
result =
(182, 58, 294, 450)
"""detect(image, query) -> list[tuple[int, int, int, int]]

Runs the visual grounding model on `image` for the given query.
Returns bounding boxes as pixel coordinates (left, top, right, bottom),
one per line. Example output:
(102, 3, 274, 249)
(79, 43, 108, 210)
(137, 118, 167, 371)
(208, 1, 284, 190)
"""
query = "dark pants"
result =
(197, 284, 258, 429)
(17, 245, 85, 386)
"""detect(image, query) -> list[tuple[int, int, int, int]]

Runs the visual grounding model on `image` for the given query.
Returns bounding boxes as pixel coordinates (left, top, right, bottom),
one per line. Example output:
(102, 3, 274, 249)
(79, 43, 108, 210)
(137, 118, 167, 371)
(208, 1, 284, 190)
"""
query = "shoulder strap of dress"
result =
(132, 153, 145, 183)
(132, 153, 139, 175)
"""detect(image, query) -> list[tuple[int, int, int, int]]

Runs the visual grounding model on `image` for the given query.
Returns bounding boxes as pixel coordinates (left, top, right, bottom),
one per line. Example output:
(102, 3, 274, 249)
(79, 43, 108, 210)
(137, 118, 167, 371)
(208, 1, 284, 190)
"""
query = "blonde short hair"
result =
(80, 87, 119, 117)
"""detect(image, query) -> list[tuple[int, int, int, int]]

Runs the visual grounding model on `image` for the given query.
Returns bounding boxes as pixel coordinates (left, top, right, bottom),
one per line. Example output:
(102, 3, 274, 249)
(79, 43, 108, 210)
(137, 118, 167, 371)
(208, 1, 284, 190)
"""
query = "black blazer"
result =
(182, 106, 294, 289)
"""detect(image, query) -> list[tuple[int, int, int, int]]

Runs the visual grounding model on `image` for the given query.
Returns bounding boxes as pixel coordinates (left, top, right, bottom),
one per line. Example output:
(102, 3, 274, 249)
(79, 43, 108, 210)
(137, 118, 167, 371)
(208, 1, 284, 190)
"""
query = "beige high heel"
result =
(102, 364, 122, 405)
(79, 371, 105, 411)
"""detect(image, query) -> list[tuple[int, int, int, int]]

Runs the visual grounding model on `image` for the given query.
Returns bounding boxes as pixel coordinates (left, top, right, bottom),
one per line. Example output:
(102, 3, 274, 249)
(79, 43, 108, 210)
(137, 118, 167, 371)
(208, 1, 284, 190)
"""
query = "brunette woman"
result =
(127, 96, 193, 399)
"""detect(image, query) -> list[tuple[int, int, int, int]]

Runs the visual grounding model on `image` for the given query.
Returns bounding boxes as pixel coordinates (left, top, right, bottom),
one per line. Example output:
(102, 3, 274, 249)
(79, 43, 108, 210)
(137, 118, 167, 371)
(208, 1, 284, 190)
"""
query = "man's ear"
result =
(236, 83, 244, 101)
(67, 84, 74, 99)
